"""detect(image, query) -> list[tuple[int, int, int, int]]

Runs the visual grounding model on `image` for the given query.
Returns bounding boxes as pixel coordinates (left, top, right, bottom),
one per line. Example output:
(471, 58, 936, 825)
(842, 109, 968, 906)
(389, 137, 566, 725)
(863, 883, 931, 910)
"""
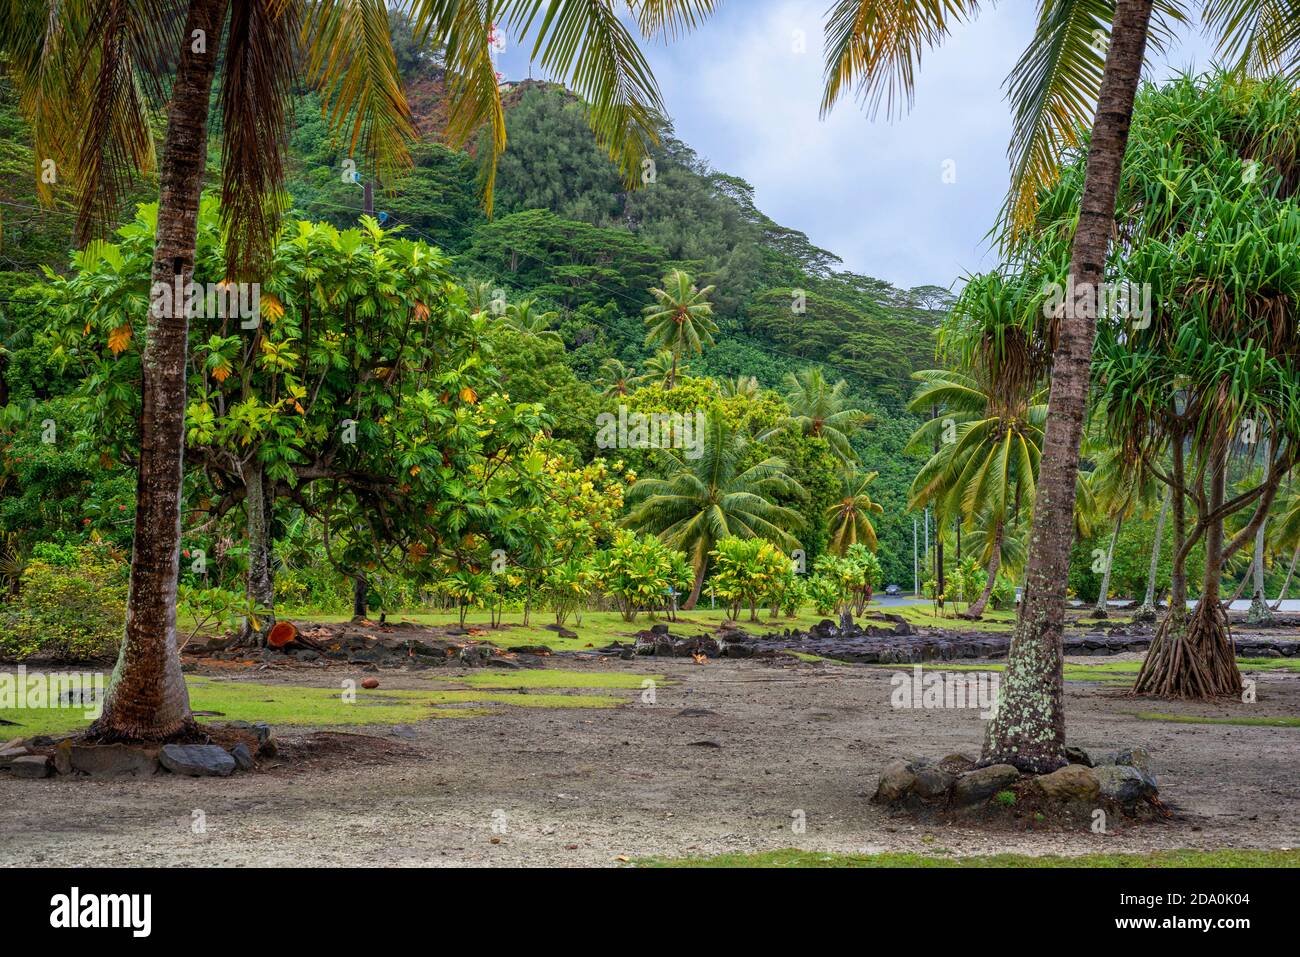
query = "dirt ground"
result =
(2, 654, 1297, 866)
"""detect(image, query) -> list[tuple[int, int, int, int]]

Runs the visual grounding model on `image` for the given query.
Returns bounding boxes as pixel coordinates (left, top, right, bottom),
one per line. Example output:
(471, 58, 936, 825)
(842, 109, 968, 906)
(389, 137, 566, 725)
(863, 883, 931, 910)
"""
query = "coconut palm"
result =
(719, 374, 759, 399)
(764, 367, 871, 464)
(0, 0, 713, 740)
(1084, 439, 1159, 618)
(622, 412, 806, 609)
(824, 0, 1300, 771)
(825, 468, 884, 555)
(598, 358, 637, 398)
(630, 349, 685, 391)
(504, 297, 561, 342)
(642, 269, 716, 389)
(907, 365, 1046, 620)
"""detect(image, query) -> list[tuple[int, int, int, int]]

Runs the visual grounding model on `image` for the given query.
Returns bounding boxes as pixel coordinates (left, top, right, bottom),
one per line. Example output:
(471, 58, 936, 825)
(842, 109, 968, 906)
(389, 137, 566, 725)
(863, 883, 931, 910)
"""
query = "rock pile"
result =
(872, 747, 1160, 816)
(0, 721, 277, 780)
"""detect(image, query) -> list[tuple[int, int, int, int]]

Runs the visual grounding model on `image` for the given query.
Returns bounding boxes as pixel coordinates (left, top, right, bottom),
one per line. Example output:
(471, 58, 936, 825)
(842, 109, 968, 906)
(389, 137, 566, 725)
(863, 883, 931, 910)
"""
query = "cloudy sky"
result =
(496, 2, 1221, 291)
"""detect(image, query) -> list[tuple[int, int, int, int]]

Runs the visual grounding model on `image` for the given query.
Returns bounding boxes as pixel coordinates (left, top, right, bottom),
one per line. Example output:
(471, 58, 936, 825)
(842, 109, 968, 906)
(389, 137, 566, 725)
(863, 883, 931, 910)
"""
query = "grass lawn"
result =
(641, 848, 1300, 868)
(282, 603, 1025, 652)
(0, 672, 650, 742)
(1132, 711, 1300, 729)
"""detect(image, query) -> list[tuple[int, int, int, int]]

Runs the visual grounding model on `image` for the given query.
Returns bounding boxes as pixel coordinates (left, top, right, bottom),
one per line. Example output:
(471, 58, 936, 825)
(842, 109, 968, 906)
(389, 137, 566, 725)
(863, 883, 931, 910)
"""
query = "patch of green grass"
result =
(892, 605, 1016, 633)
(993, 790, 1016, 807)
(640, 848, 1300, 868)
(0, 675, 632, 741)
(431, 668, 662, 689)
(1133, 711, 1300, 728)
(1237, 657, 1300, 672)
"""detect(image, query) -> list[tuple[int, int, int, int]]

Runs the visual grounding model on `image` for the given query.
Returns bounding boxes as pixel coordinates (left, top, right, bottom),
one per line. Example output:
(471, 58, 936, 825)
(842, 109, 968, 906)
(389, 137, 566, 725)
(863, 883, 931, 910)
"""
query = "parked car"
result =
(884, 583, 901, 596)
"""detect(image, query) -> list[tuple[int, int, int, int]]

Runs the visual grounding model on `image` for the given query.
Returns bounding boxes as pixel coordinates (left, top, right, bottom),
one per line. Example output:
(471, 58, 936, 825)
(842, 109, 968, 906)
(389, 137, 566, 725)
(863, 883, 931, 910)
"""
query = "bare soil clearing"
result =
(2, 652, 1296, 867)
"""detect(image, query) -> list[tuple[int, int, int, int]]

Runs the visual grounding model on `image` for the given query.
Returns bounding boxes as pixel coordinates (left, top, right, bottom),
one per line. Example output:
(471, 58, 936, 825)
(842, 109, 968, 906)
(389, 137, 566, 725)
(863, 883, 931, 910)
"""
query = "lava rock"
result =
(1064, 746, 1094, 767)
(8, 755, 52, 778)
(1033, 764, 1100, 802)
(1110, 747, 1154, 776)
(67, 743, 160, 777)
(873, 760, 916, 803)
(951, 764, 1020, 805)
(911, 765, 956, 801)
(229, 742, 255, 771)
(1094, 764, 1157, 805)
(159, 744, 236, 777)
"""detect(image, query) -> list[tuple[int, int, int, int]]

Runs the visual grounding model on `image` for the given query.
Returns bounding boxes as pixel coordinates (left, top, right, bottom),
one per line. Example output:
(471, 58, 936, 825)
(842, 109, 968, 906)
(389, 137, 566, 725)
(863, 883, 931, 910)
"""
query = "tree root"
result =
(1132, 601, 1242, 700)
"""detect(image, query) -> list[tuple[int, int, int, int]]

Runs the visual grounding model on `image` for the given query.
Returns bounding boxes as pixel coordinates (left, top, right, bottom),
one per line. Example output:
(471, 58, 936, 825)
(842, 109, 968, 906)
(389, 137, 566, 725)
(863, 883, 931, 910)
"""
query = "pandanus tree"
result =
(1, 0, 712, 740)
(622, 411, 806, 609)
(642, 269, 717, 390)
(1086, 75, 1300, 699)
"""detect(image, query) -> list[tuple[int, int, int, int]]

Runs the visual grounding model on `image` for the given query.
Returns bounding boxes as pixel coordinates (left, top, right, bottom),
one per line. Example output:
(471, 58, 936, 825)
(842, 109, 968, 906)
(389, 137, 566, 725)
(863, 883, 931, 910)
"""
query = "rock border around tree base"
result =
(872, 747, 1165, 829)
(0, 721, 276, 781)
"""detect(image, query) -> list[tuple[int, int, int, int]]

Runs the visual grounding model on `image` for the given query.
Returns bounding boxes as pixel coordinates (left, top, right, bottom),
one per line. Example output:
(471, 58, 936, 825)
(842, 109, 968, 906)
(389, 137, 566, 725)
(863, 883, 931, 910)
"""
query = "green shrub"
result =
(0, 544, 127, 660)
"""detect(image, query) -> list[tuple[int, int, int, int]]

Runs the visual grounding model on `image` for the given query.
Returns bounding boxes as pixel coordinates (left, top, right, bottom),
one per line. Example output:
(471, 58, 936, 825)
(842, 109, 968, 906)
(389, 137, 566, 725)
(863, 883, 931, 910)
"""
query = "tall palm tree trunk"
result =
(1247, 521, 1272, 623)
(1271, 543, 1298, 611)
(1136, 489, 1169, 620)
(90, 0, 230, 740)
(982, 0, 1153, 772)
(962, 518, 1003, 619)
(683, 559, 705, 610)
(1092, 512, 1124, 617)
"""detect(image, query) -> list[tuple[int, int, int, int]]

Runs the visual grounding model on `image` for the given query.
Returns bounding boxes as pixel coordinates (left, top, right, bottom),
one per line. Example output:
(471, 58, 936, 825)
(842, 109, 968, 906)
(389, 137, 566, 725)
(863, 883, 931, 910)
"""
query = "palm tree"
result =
(766, 367, 871, 463)
(623, 412, 806, 609)
(826, 468, 884, 555)
(504, 297, 562, 342)
(1, 0, 711, 740)
(823, 0, 1300, 771)
(642, 269, 716, 389)
(907, 366, 1046, 620)
(630, 349, 684, 391)
(719, 374, 759, 399)
(598, 358, 637, 398)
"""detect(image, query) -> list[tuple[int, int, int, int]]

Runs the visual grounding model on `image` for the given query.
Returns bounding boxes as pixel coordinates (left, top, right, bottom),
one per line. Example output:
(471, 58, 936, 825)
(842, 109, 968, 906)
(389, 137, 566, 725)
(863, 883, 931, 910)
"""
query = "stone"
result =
(159, 744, 236, 777)
(53, 739, 72, 775)
(8, 755, 52, 778)
(873, 760, 916, 803)
(911, 765, 956, 800)
(487, 656, 521, 669)
(951, 764, 1020, 806)
(360, 677, 380, 689)
(1064, 746, 1094, 767)
(229, 742, 255, 771)
(1033, 764, 1100, 802)
(69, 743, 160, 777)
(1095, 765, 1157, 805)
(1111, 747, 1154, 775)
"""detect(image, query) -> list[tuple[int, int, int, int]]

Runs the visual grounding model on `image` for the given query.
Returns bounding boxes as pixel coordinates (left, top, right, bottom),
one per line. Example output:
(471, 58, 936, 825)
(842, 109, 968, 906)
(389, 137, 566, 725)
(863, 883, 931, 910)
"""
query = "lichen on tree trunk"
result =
(89, 0, 230, 741)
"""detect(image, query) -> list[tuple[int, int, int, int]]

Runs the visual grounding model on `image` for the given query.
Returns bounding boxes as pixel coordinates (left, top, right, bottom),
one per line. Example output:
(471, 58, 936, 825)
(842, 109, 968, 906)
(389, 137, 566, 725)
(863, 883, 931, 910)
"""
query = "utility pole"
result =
(931, 406, 944, 597)
(913, 516, 919, 596)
